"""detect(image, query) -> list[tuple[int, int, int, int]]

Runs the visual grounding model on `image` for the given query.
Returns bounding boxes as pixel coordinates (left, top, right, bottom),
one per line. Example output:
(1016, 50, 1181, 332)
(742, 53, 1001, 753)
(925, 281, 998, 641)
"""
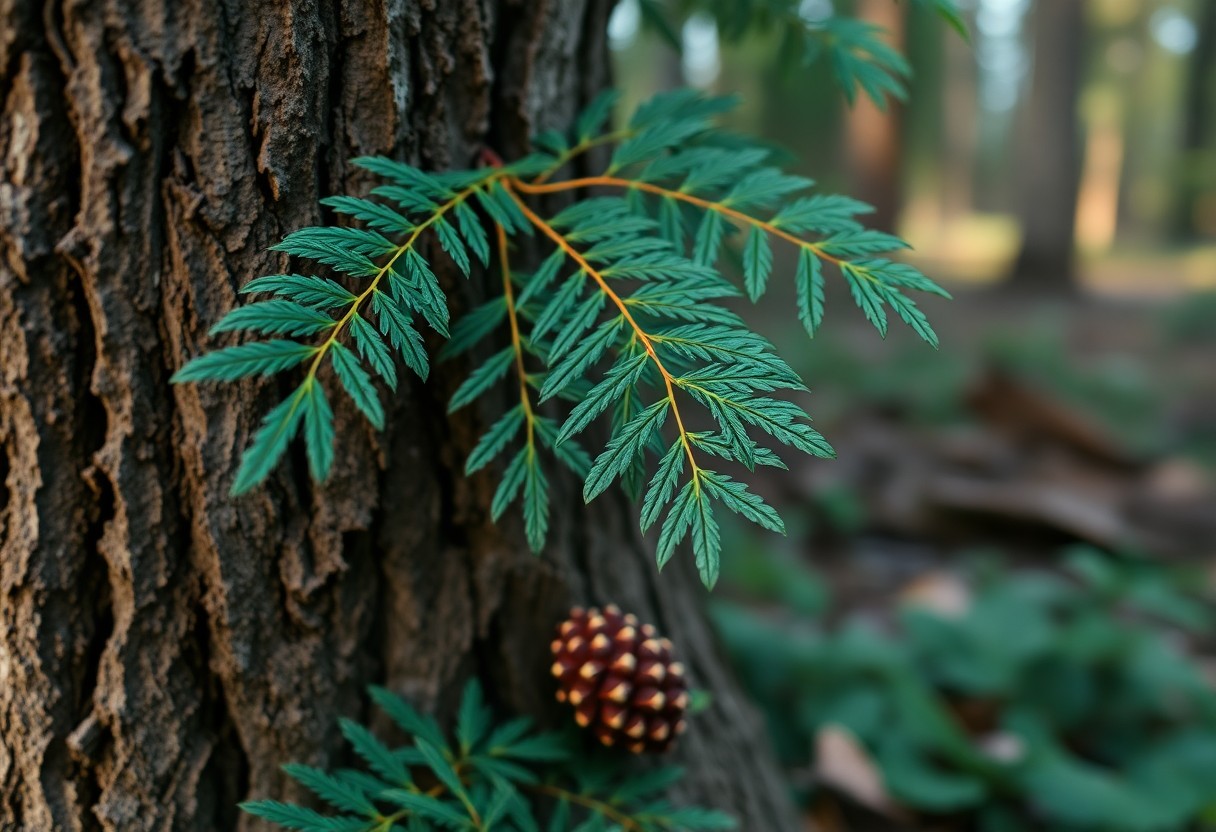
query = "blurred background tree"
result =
(609, 2, 1216, 829)
(1012, 0, 1085, 287)
(616, 0, 1216, 293)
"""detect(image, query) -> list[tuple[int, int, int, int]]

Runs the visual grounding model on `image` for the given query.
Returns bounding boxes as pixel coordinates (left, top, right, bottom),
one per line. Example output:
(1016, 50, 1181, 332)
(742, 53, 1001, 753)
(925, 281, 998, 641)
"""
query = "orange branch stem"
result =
(526, 783, 643, 832)
(496, 221, 535, 451)
(509, 175, 847, 267)
(531, 129, 635, 185)
(500, 181, 698, 474)
(303, 176, 502, 383)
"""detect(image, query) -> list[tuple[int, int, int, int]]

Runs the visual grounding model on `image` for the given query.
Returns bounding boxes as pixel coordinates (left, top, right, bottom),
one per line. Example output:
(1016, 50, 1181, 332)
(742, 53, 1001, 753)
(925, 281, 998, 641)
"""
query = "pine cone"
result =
(550, 605, 689, 753)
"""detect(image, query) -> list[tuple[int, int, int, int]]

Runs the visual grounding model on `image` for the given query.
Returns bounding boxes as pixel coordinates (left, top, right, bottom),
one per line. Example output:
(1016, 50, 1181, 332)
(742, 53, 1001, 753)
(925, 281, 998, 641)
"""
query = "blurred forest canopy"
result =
(610, 0, 1216, 294)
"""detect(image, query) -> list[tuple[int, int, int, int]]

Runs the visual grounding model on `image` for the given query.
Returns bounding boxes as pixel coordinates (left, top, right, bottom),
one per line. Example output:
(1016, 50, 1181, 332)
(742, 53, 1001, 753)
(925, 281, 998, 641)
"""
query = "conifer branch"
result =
(512, 168, 947, 348)
(243, 680, 733, 831)
(302, 180, 490, 385)
(502, 181, 701, 476)
(512, 175, 848, 266)
(175, 86, 949, 585)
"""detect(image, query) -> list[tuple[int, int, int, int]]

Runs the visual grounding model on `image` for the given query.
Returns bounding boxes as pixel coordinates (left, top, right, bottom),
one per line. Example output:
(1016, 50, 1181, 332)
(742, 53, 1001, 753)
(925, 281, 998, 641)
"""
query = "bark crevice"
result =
(2, 2, 800, 830)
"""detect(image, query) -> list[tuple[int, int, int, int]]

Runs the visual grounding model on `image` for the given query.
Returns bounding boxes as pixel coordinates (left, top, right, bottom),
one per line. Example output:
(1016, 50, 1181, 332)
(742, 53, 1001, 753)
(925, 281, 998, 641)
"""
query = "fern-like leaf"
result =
(244, 680, 731, 831)
(175, 86, 948, 585)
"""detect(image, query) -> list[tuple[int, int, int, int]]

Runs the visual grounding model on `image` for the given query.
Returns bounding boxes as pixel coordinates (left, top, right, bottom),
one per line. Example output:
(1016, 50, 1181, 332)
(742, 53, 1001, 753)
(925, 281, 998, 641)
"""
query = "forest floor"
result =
(760, 283, 1216, 590)
(711, 284, 1216, 831)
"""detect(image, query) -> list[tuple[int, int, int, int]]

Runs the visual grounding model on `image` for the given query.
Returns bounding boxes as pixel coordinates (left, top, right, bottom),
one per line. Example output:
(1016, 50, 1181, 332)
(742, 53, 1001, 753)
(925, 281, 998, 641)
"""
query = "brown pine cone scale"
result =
(550, 605, 689, 754)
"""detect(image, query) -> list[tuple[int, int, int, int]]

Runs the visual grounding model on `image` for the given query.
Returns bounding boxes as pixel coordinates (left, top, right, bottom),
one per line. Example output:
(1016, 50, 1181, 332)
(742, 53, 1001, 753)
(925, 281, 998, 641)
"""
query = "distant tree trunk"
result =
(939, 11, 977, 226)
(1174, 1, 1216, 240)
(1011, 0, 1086, 287)
(843, 0, 906, 233)
(0, 2, 799, 831)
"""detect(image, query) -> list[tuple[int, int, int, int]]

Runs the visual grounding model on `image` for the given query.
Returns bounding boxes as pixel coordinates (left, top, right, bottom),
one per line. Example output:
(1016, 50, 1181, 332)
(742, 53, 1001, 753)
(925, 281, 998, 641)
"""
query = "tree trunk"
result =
(1011, 0, 1085, 287)
(1174, 0, 1216, 240)
(0, 2, 799, 831)
(842, 0, 906, 234)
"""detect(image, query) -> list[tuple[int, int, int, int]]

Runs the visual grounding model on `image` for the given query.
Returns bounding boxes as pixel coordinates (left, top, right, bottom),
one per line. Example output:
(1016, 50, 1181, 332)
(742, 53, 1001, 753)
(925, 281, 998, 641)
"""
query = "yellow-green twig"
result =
(531, 129, 635, 185)
(501, 180, 699, 477)
(510, 174, 848, 268)
(526, 783, 644, 832)
(496, 221, 536, 454)
(303, 176, 503, 384)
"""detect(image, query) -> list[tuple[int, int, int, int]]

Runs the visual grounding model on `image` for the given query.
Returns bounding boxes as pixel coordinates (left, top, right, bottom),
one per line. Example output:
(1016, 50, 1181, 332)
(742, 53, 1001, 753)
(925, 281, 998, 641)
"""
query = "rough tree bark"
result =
(1010, 0, 1086, 288)
(0, 2, 799, 830)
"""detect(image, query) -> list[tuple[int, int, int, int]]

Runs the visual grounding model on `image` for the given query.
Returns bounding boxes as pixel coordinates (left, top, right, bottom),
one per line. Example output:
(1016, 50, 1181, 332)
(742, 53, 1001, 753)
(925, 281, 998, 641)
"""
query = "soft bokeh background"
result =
(611, 2, 1216, 829)
(615, 0, 1216, 290)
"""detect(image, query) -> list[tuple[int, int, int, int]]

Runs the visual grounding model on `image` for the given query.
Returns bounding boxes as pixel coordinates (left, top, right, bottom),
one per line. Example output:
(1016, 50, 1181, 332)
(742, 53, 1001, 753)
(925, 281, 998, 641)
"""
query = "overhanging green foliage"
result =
(173, 89, 948, 588)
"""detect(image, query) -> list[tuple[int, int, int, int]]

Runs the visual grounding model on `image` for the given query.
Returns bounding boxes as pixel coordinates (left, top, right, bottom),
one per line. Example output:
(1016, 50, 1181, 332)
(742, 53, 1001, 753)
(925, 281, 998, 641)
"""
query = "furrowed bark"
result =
(0, 1, 799, 830)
